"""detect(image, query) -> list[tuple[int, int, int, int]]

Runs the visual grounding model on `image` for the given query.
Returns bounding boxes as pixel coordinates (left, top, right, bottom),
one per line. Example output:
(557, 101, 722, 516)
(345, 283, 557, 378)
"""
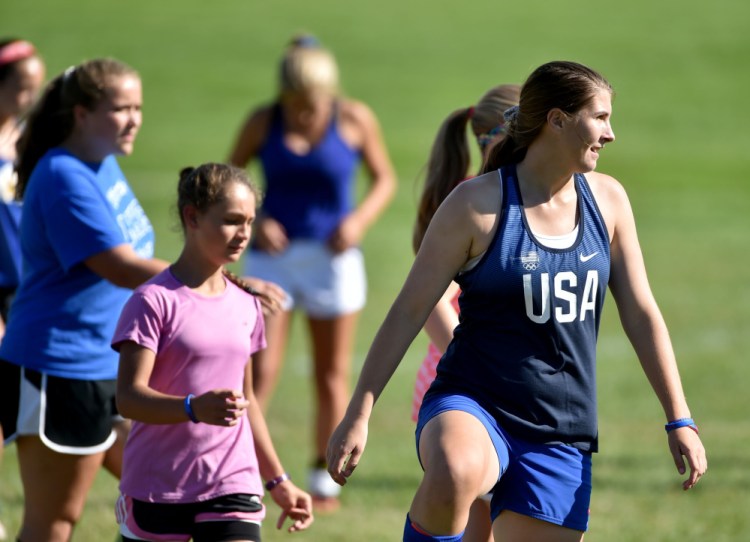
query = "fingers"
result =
(668, 429, 708, 491)
(275, 494, 313, 533)
(326, 441, 360, 486)
(193, 390, 249, 426)
(276, 509, 288, 531)
(256, 219, 289, 254)
(241, 278, 288, 316)
(682, 447, 708, 491)
(278, 507, 314, 532)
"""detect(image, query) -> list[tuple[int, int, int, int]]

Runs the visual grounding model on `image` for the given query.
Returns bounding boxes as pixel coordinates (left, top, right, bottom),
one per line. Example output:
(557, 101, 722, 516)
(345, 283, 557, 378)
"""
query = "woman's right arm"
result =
(116, 341, 249, 426)
(227, 107, 271, 168)
(326, 175, 499, 484)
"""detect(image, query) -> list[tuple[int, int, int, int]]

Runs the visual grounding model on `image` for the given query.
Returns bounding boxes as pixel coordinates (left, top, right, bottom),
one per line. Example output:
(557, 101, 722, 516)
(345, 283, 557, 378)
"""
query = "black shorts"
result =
(0, 359, 118, 453)
(116, 493, 264, 542)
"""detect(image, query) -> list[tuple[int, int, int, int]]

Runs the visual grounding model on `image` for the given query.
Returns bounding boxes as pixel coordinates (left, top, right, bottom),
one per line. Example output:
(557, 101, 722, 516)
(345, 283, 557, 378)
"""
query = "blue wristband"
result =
(184, 394, 199, 424)
(665, 417, 698, 434)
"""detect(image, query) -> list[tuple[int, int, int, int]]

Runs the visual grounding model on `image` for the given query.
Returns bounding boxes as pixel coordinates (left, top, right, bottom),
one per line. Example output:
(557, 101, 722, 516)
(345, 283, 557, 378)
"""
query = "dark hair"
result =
(176, 163, 268, 300)
(177, 163, 262, 226)
(482, 61, 613, 174)
(0, 38, 37, 83)
(413, 84, 520, 252)
(15, 58, 138, 199)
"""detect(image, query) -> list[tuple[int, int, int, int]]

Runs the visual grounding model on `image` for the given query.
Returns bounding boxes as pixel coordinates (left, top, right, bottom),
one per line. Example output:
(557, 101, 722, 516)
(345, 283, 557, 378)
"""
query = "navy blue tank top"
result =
(258, 104, 361, 241)
(427, 164, 611, 452)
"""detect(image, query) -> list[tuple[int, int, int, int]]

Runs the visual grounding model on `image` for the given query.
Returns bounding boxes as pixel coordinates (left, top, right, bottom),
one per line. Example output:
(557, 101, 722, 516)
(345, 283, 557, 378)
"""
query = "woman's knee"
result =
(419, 412, 500, 496)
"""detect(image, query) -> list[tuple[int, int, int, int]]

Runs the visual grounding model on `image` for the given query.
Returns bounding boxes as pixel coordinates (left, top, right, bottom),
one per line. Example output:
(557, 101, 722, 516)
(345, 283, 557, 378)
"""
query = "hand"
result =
(243, 276, 288, 316)
(254, 217, 289, 254)
(191, 390, 249, 427)
(326, 414, 369, 486)
(268, 480, 314, 533)
(668, 427, 707, 490)
(327, 215, 364, 254)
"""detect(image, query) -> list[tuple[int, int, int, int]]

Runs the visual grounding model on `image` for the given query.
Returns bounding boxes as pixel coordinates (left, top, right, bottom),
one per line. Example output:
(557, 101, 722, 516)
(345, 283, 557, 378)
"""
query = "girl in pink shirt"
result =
(113, 163, 313, 541)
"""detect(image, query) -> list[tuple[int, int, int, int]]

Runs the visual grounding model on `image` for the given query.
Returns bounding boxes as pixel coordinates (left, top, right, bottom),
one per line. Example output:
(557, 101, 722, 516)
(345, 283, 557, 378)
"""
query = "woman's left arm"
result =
(243, 362, 313, 532)
(604, 175, 707, 490)
(328, 101, 397, 253)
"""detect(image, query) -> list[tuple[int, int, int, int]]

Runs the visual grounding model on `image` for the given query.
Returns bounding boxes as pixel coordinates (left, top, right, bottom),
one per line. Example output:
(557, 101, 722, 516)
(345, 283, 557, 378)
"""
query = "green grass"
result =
(2, 0, 750, 540)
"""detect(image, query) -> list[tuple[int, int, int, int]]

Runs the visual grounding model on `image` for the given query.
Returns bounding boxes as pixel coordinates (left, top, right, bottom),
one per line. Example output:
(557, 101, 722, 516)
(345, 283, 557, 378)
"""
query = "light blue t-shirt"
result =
(0, 148, 155, 380)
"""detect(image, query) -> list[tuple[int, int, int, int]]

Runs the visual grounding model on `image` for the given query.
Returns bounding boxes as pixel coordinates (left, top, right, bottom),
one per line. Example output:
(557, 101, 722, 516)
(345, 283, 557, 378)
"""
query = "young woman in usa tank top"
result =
(327, 61, 706, 542)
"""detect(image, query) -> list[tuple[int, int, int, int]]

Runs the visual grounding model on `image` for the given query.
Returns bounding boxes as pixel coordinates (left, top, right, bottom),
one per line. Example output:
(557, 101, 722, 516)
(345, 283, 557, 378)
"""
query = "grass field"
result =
(2, 0, 750, 540)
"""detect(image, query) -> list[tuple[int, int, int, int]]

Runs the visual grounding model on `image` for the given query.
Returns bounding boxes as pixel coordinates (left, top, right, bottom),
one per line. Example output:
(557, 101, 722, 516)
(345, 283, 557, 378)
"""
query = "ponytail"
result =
(480, 134, 527, 174)
(15, 74, 71, 199)
(413, 107, 472, 253)
(222, 268, 278, 311)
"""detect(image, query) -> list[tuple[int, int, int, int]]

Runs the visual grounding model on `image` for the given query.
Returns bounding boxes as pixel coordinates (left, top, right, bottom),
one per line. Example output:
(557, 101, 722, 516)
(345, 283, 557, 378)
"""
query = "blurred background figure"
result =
(0, 58, 168, 541)
(411, 84, 520, 542)
(0, 37, 45, 541)
(0, 38, 45, 338)
(228, 34, 396, 511)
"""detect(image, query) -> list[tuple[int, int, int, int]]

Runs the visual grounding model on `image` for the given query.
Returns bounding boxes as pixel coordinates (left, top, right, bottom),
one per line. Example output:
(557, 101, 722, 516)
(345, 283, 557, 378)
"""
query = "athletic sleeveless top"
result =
(427, 164, 611, 452)
(258, 104, 361, 242)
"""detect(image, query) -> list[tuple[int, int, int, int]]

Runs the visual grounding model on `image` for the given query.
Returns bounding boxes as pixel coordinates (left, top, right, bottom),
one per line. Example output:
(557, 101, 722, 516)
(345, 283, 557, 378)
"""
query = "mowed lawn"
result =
(2, 1, 749, 540)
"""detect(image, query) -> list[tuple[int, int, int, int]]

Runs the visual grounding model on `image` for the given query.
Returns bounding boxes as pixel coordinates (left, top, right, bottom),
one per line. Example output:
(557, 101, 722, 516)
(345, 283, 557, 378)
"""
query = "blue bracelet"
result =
(184, 394, 199, 424)
(665, 417, 698, 434)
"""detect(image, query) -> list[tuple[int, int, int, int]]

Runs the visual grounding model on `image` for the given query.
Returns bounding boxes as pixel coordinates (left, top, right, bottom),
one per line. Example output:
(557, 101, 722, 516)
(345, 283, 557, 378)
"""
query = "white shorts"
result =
(245, 240, 366, 318)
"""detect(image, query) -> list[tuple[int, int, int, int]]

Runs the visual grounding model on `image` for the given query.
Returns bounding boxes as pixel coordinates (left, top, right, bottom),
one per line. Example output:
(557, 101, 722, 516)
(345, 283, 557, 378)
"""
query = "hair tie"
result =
(503, 105, 519, 124)
(466, 106, 475, 120)
(0, 40, 36, 66)
(476, 123, 507, 150)
(294, 35, 320, 48)
(62, 65, 76, 85)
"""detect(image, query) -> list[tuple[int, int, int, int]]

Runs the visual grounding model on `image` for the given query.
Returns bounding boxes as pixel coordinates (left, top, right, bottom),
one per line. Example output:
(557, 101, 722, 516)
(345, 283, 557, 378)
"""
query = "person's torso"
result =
(0, 157, 22, 288)
(0, 148, 155, 379)
(118, 270, 265, 502)
(258, 104, 361, 241)
(431, 164, 611, 452)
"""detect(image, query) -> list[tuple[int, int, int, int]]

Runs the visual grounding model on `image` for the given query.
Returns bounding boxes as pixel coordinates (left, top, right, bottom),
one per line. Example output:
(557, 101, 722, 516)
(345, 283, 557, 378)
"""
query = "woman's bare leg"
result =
(16, 436, 104, 542)
(492, 510, 584, 542)
(409, 410, 500, 536)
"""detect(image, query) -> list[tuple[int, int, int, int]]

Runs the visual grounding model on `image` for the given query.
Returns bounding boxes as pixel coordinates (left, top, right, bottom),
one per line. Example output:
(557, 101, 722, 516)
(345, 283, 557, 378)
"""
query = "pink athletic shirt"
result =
(411, 291, 460, 421)
(112, 269, 267, 504)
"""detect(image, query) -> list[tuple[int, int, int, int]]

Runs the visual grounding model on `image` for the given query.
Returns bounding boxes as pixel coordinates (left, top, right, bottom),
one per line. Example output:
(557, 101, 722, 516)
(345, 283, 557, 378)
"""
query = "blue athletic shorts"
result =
(416, 392, 592, 532)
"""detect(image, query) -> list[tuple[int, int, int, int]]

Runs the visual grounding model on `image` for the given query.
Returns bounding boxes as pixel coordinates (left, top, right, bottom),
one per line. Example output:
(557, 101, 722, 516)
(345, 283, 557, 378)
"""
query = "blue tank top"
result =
(258, 104, 361, 241)
(427, 164, 611, 452)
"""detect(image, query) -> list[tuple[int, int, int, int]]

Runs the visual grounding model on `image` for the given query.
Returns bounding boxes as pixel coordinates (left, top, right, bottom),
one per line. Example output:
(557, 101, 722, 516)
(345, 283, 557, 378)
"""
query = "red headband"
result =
(0, 40, 37, 67)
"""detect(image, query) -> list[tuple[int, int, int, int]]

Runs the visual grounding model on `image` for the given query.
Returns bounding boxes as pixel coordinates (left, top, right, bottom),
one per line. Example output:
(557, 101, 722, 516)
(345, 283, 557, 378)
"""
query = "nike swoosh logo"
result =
(580, 252, 598, 263)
